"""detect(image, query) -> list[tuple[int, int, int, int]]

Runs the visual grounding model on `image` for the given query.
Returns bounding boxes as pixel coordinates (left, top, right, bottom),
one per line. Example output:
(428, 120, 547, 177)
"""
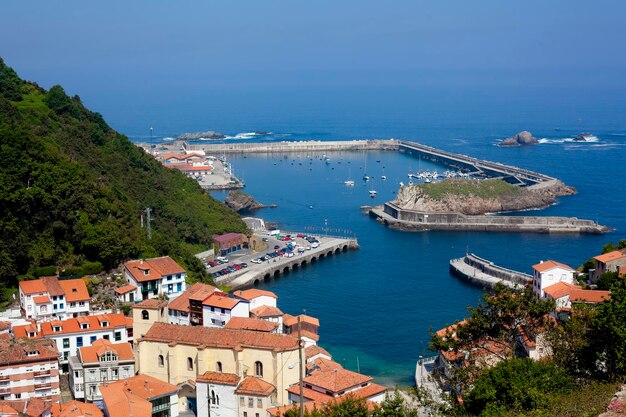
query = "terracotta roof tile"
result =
(197, 372, 239, 385)
(19, 280, 47, 295)
(289, 329, 320, 342)
(0, 399, 50, 417)
(594, 250, 626, 264)
(212, 233, 245, 244)
(224, 317, 278, 332)
(141, 322, 299, 352)
(0, 321, 11, 331)
(250, 305, 283, 318)
(543, 282, 581, 299)
(341, 383, 387, 400)
(33, 295, 51, 304)
(168, 283, 217, 312)
(59, 279, 90, 302)
(307, 357, 343, 373)
(100, 375, 177, 417)
(132, 299, 168, 310)
(13, 313, 128, 339)
(235, 376, 275, 396)
(435, 320, 467, 339)
(0, 338, 59, 364)
(305, 345, 331, 360)
(283, 314, 319, 327)
(570, 289, 611, 303)
(304, 368, 372, 393)
(233, 289, 278, 301)
(124, 256, 185, 283)
(41, 276, 64, 296)
(532, 260, 574, 273)
(79, 340, 134, 363)
(114, 284, 137, 295)
(201, 292, 243, 310)
(287, 385, 333, 402)
(51, 400, 103, 417)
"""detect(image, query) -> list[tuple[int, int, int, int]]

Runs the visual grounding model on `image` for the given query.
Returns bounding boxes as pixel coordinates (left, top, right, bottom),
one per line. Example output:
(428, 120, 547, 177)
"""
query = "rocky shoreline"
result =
(224, 190, 276, 212)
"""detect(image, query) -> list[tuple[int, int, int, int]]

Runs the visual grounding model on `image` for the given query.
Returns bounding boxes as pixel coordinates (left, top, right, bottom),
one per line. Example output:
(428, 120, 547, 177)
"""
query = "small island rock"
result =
(224, 190, 275, 212)
(498, 131, 539, 146)
(176, 130, 226, 140)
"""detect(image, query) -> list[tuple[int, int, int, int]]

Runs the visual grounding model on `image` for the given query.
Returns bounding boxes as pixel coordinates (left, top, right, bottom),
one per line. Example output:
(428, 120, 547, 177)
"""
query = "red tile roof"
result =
(100, 375, 177, 417)
(224, 317, 279, 332)
(0, 399, 50, 417)
(124, 257, 185, 283)
(234, 376, 275, 396)
(287, 385, 333, 402)
(19, 279, 47, 295)
(0, 338, 59, 364)
(51, 400, 103, 417)
(543, 282, 581, 299)
(132, 299, 168, 310)
(201, 292, 243, 310)
(79, 340, 134, 363)
(41, 276, 64, 296)
(435, 320, 467, 339)
(196, 372, 239, 386)
(532, 260, 574, 273)
(59, 279, 90, 302)
(114, 284, 137, 295)
(250, 305, 283, 318)
(305, 345, 331, 360)
(168, 283, 217, 312)
(289, 329, 320, 342)
(33, 295, 51, 304)
(307, 357, 343, 373)
(13, 313, 128, 339)
(283, 314, 320, 327)
(212, 233, 245, 244)
(594, 250, 626, 264)
(140, 322, 299, 352)
(0, 321, 11, 331)
(342, 383, 387, 400)
(233, 289, 278, 301)
(570, 289, 611, 303)
(304, 368, 373, 393)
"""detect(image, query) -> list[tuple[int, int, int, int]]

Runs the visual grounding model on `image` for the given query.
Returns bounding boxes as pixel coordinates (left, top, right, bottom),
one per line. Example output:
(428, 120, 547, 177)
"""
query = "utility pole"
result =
(145, 208, 152, 240)
(298, 316, 304, 417)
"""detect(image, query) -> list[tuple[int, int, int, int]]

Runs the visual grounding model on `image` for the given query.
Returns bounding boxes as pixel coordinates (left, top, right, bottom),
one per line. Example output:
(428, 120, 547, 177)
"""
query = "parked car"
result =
(274, 245, 280, 249)
(262, 237, 269, 242)
(312, 242, 320, 248)
(240, 263, 248, 268)
(297, 233, 304, 238)
(251, 258, 262, 264)
(216, 256, 229, 263)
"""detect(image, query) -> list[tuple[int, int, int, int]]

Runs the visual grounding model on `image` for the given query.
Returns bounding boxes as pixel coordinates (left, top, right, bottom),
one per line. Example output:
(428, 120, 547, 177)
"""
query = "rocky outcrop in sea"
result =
(498, 131, 539, 146)
(176, 130, 226, 140)
(224, 190, 275, 212)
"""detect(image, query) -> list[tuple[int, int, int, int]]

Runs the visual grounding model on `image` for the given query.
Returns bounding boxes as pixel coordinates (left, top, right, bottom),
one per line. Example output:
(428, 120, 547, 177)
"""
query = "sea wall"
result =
(449, 254, 532, 289)
(370, 203, 608, 234)
(185, 139, 399, 154)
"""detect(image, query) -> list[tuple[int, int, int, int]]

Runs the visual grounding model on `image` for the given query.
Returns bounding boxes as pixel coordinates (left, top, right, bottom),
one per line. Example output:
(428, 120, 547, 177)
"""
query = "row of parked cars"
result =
(210, 262, 248, 278)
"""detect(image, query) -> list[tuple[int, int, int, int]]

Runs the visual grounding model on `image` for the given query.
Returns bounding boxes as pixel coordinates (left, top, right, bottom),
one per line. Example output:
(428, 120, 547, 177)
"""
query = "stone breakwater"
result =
(450, 253, 533, 289)
(370, 202, 609, 234)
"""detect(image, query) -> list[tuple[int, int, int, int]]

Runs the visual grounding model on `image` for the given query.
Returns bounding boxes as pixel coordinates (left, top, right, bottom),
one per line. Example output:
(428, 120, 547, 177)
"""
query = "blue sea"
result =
(123, 94, 626, 386)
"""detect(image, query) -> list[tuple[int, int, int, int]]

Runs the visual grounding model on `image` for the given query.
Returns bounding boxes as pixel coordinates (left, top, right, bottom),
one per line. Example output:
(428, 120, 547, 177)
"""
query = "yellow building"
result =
(136, 322, 302, 406)
(132, 298, 169, 341)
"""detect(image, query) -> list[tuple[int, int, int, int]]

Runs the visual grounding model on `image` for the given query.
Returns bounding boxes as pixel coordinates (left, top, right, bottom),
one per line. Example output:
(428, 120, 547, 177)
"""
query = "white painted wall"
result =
(196, 381, 237, 417)
(534, 267, 575, 298)
(248, 295, 276, 310)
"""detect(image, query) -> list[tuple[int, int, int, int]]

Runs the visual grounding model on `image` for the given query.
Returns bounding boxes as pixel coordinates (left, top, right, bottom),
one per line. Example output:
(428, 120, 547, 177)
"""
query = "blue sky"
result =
(1, 1, 625, 135)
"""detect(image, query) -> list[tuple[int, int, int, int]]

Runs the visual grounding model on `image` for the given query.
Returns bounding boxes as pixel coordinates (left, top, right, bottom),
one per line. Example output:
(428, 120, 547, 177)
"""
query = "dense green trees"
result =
(0, 58, 247, 295)
(278, 392, 419, 417)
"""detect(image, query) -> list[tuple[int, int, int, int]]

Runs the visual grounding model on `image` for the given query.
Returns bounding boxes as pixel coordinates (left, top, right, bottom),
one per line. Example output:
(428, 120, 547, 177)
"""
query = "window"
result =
(112, 368, 119, 379)
(158, 355, 164, 368)
(211, 390, 216, 405)
(168, 284, 173, 293)
(63, 352, 69, 360)
(254, 361, 263, 377)
(81, 323, 89, 329)
(240, 397, 245, 407)
(53, 304, 58, 310)
(27, 305, 32, 311)
(248, 397, 254, 408)
(177, 283, 182, 292)
(216, 395, 220, 405)
(14, 393, 21, 399)
(60, 303, 64, 309)
(79, 301, 85, 306)
(74, 371, 79, 378)
(53, 296, 58, 301)
(187, 357, 193, 371)
(141, 310, 149, 320)
(256, 414, 260, 417)
(216, 361, 222, 372)
(243, 413, 248, 417)
(257, 398, 262, 408)
(63, 338, 70, 348)
(103, 335, 109, 340)
(76, 337, 83, 347)
(90, 336, 97, 344)
(70, 302, 76, 307)
(114, 331, 121, 341)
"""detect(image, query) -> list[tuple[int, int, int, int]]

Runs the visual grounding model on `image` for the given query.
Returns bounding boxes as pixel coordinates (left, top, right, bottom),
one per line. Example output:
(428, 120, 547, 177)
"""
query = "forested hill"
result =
(0, 58, 247, 292)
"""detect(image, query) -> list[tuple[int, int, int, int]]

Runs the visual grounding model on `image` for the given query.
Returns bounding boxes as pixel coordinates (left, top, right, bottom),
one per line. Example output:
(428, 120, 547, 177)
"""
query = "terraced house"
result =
(19, 277, 90, 321)
(123, 256, 187, 301)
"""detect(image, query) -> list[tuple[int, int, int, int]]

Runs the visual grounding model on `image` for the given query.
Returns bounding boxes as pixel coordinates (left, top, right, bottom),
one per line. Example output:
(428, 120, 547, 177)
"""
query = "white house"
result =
(69, 339, 135, 403)
(100, 375, 179, 417)
(123, 256, 187, 301)
(19, 277, 90, 321)
(531, 260, 576, 298)
(201, 292, 249, 328)
(113, 284, 137, 304)
(167, 283, 218, 326)
(12, 314, 132, 372)
(196, 373, 276, 417)
(233, 289, 278, 310)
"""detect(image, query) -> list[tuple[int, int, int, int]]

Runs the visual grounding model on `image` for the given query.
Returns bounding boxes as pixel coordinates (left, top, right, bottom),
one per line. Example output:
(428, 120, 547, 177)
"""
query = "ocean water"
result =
(125, 97, 626, 386)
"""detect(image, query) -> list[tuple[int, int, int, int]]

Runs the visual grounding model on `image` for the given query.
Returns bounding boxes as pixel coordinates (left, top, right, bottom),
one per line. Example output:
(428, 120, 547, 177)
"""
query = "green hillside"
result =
(0, 58, 247, 295)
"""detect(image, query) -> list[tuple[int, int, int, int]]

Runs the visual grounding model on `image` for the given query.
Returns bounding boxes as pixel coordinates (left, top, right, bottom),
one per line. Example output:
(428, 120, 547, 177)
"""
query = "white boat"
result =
(369, 190, 377, 197)
(381, 175, 386, 180)
(363, 174, 370, 181)
(399, 181, 405, 187)
(344, 180, 355, 187)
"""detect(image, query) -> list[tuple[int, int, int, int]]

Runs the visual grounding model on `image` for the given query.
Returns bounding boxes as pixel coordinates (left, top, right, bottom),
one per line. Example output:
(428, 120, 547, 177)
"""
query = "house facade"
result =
(100, 375, 179, 417)
(0, 338, 61, 402)
(201, 292, 249, 328)
(19, 277, 90, 321)
(531, 260, 575, 298)
(167, 283, 218, 326)
(591, 250, 626, 282)
(69, 340, 135, 403)
(123, 257, 187, 301)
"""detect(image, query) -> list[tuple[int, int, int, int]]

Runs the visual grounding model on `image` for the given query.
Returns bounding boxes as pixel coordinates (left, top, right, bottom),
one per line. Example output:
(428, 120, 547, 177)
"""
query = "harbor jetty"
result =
(370, 202, 608, 234)
(215, 235, 359, 290)
(449, 253, 533, 289)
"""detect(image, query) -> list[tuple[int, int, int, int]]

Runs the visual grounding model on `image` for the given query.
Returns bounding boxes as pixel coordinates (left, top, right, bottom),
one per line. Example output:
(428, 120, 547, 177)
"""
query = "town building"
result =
(167, 283, 218, 326)
(542, 281, 611, 312)
(0, 398, 50, 417)
(135, 322, 301, 406)
(123, 257, 187, 301)
(531, 260, 576, 298)
(591, 250, 626, 282)
(224, 317, 279, 333)
(12, 314, 132, 371)
(113, 285, 136, 304)
(132, 299, 168, 341)
(202, 292, 249, 328)
(283, 314, 320, 347)
(50, 400, 103, 417)
(212, 233, 246, 256)
(19, 277, 90, 321)
(249, 306, 284, 330)
(196, 373, 276, 417)
(233, 289, 277, 310)
(100, 375, 179, 417)
(69, 339, 135, 403)
(0, 338, 60, 402)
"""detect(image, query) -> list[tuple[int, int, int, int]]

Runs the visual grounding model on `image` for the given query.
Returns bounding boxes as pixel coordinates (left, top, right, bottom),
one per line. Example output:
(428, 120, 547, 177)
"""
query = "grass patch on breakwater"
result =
(418, 179, 522, 200)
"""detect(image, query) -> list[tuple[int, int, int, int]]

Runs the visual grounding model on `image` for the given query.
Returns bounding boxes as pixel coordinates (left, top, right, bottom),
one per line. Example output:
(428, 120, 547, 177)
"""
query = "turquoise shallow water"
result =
(198, 131, 626, 386)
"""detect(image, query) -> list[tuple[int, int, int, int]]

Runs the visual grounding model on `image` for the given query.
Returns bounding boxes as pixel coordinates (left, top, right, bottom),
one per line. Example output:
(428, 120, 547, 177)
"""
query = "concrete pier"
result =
(184, 139, 398, 154)
(215, 236, 359, 290)
(450, 253, 533, 289)
(371, 203, 608, 234)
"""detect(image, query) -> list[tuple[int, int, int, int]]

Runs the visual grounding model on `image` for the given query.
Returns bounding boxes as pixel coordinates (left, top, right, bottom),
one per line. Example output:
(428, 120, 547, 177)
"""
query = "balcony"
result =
(0, 375, 9, 382)
(34, 370, 51, 377)
(34, 382, 52, 390)
(141, 285, 158, 293)
(0, 387, 10, 395)
(152, 402, 171, 413)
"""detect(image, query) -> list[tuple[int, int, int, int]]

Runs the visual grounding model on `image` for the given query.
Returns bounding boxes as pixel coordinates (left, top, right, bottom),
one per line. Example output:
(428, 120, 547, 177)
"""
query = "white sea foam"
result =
(538, 135, 599, 144)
